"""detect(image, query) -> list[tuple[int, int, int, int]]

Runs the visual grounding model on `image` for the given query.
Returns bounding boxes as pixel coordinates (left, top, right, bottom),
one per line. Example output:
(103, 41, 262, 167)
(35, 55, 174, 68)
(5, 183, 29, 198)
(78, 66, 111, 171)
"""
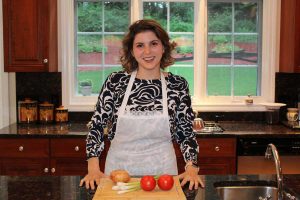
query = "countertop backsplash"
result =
(15, 72, 300, 123)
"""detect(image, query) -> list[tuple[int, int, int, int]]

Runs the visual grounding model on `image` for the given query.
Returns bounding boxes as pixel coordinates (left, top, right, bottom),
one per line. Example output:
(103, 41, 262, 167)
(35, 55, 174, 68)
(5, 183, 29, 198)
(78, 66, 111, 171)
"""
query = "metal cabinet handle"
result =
(74, 146, 80, 151)
(18, 146, 24, 152)
(215, 146, 220, 152)
(44, 168, 49, 173)
(43, 58, 48, 64)
(51, 168, 56, 173)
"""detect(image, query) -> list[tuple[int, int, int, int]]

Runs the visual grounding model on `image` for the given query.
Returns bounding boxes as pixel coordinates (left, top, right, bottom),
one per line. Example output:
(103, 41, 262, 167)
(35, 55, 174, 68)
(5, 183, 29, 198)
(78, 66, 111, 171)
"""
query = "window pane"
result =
(208, 35, 232, 65)
(75, 0, 130, 96)
(103, 35, 123, 65)
(233, 67, 257, 96)
(234, 35, 258, 65)
(77, 2, 102, 32)
(208, 3, 232, 32)
(104, 2, 129, 32)
(170, 2, 194, 32)
(78, 34, 103, 65)
(207, 67, 231, 96)
(143, 2, 167, 29)
(207, 0, 261, 97)
(235, 3, 258, 33)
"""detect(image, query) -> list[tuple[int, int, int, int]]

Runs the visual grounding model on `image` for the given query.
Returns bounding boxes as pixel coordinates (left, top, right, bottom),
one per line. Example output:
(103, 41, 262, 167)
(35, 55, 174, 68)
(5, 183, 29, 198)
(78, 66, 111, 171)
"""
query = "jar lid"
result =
(39, 102, 54, 107)
(56, 106, 68, 111)
(18, 98, 37, 104)
(287, 108, 298, 111)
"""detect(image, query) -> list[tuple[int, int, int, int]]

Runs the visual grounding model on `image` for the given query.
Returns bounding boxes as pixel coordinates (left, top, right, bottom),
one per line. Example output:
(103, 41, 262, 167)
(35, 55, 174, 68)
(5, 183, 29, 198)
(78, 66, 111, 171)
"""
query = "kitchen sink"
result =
(214, 181, 278, 200)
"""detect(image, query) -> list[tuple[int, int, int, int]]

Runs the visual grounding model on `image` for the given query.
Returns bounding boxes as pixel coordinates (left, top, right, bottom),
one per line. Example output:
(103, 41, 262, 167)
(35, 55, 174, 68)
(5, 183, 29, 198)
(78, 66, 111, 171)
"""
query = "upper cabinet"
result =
(279, 0, 300, 73)
(2, 0, 58, 72)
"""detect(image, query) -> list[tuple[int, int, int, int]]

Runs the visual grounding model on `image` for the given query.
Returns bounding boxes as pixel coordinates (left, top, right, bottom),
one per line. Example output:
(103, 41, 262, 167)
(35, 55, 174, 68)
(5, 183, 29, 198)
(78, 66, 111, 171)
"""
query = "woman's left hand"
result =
(178, 166, 205, 190)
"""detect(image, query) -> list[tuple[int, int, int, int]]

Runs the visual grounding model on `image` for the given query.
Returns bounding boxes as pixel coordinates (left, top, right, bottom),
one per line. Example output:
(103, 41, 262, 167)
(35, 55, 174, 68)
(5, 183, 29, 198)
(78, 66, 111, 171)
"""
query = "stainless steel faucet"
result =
(265, 143, 283, 200)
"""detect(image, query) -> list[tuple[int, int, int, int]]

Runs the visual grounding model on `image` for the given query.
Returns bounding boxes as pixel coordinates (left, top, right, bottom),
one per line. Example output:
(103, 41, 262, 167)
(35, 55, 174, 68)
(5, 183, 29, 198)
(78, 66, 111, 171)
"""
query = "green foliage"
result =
(212, 43, 243, 53)
(176, 46, 193, 54)
(78, 36, 108, 53)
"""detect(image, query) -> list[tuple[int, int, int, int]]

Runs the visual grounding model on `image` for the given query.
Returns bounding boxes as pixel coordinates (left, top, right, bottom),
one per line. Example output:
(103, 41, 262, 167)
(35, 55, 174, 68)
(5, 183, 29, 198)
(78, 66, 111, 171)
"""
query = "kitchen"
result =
(1, 0, 300, 200)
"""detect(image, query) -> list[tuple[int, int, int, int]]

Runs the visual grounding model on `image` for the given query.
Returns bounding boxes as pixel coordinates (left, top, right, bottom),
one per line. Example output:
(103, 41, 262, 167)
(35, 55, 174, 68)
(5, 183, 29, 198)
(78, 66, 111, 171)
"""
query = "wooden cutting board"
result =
(93, 177, 186, 200)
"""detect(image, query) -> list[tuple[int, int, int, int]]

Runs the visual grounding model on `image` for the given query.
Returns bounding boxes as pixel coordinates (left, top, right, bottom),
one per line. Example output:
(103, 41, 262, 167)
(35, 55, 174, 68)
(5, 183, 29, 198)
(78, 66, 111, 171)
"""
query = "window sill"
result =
(192, 103, 270, 112)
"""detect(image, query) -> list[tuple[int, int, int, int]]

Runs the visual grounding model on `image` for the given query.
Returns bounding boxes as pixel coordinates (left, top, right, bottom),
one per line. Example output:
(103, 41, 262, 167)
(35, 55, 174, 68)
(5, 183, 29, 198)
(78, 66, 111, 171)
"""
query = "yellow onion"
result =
(110, 169, 131, 183)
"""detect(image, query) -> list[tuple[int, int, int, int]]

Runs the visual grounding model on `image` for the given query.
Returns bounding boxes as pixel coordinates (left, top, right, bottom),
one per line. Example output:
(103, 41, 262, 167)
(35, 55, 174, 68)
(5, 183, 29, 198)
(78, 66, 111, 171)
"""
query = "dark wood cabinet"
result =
(174, 137, 236, 175)
(279, 0, 300, 73)
(50, 139, 87, 175)
(2, 0, 57, 72)
(0, 138, 87, 176)
(0, 138, 50, 175)
(197, 138, 236, 174)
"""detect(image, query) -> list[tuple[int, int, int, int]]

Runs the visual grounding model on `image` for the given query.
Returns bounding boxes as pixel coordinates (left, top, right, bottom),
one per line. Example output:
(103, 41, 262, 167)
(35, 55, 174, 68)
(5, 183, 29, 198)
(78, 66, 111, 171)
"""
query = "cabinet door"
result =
(0, 138, 50, 176)
(0, 158, 49, 176)
(197, 138, 236, 174)
(50, 138, 87, 175)
(50, 158, 87, 176)
(279, 0, 300, 73)
(2, 0, 57, 72)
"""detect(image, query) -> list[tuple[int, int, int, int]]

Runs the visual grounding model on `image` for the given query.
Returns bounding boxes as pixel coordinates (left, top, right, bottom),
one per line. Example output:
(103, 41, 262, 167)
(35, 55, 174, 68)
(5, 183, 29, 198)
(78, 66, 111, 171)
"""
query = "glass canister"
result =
(18, 98, 38, 123)
(39, 102, 54, 123)
(55, 106, 68, 123)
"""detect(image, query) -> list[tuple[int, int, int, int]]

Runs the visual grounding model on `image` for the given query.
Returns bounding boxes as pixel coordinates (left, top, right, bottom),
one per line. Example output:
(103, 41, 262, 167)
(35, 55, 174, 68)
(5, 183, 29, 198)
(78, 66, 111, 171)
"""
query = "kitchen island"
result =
(0, 174, 299, 200)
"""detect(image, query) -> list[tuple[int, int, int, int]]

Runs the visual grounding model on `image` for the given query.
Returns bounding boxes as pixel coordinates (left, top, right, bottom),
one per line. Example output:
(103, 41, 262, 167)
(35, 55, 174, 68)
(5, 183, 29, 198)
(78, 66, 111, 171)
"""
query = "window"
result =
(75, 1, 129, 96)
(61, 0, 280, 111)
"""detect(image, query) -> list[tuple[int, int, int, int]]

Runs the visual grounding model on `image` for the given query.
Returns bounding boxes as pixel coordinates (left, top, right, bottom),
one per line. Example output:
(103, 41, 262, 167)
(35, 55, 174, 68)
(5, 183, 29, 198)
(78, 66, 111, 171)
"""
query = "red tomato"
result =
(140, 176, 156, 191)
(157, 174, 174, 191)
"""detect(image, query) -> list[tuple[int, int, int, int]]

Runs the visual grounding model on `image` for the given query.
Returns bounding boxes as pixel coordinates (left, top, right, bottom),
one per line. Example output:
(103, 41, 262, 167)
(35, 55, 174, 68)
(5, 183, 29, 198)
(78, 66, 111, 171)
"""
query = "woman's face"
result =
(132, 30, 164, 73)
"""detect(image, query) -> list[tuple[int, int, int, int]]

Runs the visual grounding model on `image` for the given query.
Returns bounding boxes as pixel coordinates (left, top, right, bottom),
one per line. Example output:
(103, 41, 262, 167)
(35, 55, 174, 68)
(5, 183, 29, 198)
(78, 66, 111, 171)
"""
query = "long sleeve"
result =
(173, 77, 199, 164)
(86, 74, 115, 159)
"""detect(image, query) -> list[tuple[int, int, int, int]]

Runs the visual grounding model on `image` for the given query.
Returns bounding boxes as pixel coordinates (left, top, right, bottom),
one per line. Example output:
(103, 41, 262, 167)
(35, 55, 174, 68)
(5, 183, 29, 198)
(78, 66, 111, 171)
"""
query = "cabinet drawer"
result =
(0, 139, 49, 158)
(50, 139, 86, 158)
(198, 138, 236, 157)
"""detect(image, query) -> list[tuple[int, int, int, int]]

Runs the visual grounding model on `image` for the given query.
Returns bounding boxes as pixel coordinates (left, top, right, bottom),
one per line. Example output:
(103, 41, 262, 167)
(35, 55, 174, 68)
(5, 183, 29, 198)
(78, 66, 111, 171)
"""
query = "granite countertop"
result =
(0, 174, 299, 200)
(0, 121, 300, 138)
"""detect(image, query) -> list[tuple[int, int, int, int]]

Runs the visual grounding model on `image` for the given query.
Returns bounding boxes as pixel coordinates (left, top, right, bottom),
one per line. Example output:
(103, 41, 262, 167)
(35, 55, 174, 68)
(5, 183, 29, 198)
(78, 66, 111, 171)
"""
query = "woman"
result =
(80, 19, 204, 190)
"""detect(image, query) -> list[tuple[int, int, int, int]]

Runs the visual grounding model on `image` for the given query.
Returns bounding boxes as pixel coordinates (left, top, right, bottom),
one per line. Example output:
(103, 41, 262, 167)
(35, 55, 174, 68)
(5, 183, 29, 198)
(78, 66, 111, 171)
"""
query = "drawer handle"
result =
(51, 168, 56, 173)
(75, 146, 80, 152)
(18, 146, 24, 152)
(44, 168, 49, 173)
(215, 146, 220, 152)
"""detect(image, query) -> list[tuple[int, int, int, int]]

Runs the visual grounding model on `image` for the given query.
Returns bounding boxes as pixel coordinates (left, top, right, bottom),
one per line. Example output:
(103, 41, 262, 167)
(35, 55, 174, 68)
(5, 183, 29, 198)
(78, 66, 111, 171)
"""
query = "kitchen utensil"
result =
(93, 177, 186, 200)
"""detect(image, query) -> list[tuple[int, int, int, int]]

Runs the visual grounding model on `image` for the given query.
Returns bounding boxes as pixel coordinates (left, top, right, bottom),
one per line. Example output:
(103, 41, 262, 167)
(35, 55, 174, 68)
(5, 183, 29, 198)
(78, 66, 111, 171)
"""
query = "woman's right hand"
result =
(79, 157, 108, 190)
(80, 169, 107, 190)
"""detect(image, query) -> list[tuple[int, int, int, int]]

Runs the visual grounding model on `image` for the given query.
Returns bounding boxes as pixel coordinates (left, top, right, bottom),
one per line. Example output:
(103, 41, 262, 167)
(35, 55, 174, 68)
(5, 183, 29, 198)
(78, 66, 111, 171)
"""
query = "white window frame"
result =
(60, 0, 281, 112)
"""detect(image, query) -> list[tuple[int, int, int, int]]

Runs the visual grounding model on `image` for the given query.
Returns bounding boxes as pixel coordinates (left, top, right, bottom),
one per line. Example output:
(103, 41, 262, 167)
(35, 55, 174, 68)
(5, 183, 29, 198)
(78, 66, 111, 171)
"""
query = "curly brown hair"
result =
(120, 19, 177, 73)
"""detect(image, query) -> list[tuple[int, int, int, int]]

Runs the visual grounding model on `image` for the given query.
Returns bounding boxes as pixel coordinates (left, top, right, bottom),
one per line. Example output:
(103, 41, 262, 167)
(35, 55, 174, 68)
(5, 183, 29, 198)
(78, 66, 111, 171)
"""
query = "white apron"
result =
(105, 70, 178, 176)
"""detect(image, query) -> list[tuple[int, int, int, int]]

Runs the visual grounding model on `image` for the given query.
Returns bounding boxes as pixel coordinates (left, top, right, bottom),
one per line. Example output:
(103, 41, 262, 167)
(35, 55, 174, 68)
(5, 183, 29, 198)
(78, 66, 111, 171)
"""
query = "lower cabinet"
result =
(0, 138, 87, 176)
(174, 137, 236, 175)
(198, 138, 236, 174)
(0, 137, 236, 176)
(50, 138, 87, 175)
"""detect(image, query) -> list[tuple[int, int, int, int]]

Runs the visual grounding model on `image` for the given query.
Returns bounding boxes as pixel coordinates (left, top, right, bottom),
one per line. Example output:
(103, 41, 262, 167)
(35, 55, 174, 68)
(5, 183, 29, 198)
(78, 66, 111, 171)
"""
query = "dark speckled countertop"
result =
(0, 174, 299, 200)
(0, 121, 300, 138)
